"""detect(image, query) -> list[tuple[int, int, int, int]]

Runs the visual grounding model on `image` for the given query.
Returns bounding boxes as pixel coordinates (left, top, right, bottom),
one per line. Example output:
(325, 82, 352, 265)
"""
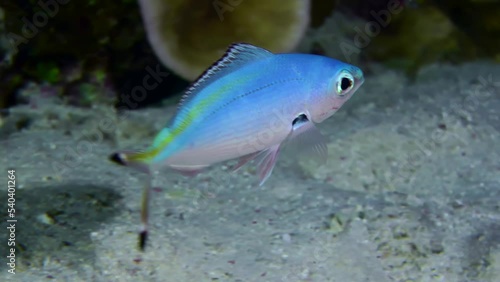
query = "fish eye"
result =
(336, 72, 354, 96)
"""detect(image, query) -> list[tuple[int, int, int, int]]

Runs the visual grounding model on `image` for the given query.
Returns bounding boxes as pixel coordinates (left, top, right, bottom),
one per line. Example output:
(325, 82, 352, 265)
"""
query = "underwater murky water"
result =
(0, 1, 499, 281)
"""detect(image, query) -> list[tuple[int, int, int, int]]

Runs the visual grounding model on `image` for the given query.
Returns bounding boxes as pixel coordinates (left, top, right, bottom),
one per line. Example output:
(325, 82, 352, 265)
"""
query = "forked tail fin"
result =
(109, 126, 173, 171)
(108, 127, 174, 250)
(109, 150, 151, 174)
(109, 150, 153, 250)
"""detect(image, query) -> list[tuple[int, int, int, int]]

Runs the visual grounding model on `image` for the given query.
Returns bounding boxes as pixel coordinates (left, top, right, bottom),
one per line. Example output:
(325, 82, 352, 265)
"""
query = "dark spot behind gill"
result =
(292, 114, 309, 126)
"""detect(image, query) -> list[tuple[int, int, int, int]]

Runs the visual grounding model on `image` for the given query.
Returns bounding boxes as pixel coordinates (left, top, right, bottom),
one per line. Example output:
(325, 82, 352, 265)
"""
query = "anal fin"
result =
(231, 151, 260, 172)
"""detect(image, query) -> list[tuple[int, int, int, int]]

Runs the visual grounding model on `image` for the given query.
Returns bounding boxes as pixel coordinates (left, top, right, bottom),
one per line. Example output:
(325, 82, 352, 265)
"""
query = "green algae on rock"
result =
(428, 0, 500, 62)
(1, 0, 145, 108)
(364, 5, 479, 77)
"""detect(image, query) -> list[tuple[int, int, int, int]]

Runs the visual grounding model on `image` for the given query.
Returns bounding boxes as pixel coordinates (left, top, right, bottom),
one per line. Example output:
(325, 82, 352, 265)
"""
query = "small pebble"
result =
(282, 233, 292, 243)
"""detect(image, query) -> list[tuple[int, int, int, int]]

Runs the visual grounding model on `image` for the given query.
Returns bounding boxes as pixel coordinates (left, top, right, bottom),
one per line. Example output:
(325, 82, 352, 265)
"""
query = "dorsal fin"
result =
(177, 43, 274, 108)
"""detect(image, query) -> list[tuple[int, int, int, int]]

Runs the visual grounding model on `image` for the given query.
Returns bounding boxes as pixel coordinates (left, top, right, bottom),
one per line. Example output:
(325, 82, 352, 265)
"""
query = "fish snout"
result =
(354, 69, 365, 85)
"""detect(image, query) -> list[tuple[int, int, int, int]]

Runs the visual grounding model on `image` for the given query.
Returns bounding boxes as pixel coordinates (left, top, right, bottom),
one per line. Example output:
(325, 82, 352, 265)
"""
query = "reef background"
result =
(0, 1, 499, 281)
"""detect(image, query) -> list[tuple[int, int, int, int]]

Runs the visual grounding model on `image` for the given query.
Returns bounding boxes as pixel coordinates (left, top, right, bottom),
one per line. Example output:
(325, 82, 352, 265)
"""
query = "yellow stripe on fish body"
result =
(128, 76, 250, 163)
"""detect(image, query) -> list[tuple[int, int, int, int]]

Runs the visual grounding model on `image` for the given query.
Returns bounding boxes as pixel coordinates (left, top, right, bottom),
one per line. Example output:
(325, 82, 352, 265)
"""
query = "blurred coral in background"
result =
(138, 0, 310, 80)
(305, 0, 499, 77)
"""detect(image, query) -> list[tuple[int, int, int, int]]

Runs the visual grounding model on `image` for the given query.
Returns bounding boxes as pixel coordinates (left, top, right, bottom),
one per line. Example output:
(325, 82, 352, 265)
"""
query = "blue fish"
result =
(110, 43, 364, 249)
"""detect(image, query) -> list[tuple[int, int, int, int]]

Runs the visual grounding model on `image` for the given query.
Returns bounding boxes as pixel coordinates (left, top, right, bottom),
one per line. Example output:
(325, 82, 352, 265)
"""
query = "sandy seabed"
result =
(0, 62, 499, 282)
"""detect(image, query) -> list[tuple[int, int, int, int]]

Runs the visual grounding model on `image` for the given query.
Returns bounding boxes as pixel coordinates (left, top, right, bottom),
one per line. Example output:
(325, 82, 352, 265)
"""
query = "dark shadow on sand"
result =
(0, 183, 122, 272)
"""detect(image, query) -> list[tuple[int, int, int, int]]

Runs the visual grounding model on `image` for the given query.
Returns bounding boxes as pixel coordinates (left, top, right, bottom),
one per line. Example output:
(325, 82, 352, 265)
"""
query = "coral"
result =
(138, 0, 311, 80)
(428, 0, 500, 61)
(309, 0, 337, 28)
(309, 0, 498, 76)
(4, 1, 143, 59)
(15, 62, 115, 108)
(1, 0, 147, 108)
(364, 5, 479, 76)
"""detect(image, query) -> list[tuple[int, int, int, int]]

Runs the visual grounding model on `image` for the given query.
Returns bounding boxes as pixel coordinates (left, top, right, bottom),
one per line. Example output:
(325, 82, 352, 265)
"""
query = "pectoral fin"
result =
(285, 114, 329, 165)
(232, 115, 328, 185)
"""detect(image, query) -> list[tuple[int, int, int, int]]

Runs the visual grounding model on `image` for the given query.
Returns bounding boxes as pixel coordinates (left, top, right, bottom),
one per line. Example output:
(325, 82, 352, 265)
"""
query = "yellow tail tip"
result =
(109, 151, 151, 174)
